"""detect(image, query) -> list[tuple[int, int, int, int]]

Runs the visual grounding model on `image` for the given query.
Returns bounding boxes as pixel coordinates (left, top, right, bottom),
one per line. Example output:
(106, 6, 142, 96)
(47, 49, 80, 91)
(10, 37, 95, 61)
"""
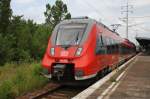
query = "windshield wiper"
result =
(75, 32, 80, 44)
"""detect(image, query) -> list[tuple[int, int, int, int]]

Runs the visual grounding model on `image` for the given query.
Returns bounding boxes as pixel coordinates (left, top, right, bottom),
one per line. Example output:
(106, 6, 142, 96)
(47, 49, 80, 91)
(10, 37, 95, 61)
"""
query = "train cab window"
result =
(56, 23, 87, 46)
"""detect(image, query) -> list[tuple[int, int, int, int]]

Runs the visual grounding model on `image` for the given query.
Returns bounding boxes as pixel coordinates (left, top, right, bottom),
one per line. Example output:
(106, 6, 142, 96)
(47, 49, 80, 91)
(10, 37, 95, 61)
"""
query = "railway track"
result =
(34, 85, 85, 99)
(35, 71, 112, 99)
(18, 83, 86, 99)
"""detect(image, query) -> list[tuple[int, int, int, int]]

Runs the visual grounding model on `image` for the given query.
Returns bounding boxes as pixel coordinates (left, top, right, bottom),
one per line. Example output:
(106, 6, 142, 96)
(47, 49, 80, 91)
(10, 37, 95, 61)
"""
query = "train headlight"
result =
(50, 48, 55, 56)
(76, 48, 82, 56)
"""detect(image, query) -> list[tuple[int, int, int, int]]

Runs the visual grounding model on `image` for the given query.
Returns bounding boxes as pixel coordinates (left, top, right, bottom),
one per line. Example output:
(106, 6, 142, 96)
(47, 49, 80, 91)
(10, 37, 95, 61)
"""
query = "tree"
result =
(6, 16, 30, 62)
(0, 0, 12, 65)
(0, 34, 12, 65)
(44, 0, 71, 27)
(0, 0, 12, 35)
(31, 24, 52, 60)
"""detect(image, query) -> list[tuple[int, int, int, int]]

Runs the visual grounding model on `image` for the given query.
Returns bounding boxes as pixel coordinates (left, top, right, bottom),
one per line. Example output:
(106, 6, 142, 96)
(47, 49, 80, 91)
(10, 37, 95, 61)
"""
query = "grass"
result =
(0, 63, 49, 99)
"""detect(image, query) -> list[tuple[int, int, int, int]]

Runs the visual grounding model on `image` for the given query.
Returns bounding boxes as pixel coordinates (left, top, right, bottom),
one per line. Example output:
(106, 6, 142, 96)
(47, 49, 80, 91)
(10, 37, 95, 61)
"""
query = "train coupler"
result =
(53, 64, 66, 80)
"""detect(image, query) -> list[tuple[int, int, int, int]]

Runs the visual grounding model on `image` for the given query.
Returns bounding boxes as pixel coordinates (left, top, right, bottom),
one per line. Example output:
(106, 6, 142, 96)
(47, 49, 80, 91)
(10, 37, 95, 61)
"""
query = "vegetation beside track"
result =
(0, 0, 71, 99)
(0, 63, 48, 99)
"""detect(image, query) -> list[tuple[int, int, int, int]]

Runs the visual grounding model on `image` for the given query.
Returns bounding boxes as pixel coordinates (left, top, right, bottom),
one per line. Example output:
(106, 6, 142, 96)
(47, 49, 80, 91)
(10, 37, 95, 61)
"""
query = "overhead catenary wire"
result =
(81, 0, 121, 25)
(128, 16, 150, 19)
(82, 0, 106, 21)
(101, 0, 121, 23)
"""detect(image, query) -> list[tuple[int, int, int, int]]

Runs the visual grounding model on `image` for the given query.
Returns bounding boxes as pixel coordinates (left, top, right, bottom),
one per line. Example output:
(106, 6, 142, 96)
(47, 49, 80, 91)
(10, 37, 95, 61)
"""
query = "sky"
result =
(11, 0, 150, 44)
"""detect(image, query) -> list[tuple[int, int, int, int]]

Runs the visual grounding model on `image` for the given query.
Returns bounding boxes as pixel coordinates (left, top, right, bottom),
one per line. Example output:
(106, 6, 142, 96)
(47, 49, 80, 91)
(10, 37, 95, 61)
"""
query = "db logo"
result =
(61, 51, 69, 56)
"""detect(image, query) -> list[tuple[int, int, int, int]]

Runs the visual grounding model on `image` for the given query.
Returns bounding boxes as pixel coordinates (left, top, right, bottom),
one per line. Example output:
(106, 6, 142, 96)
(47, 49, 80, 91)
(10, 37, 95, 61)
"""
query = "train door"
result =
(111, 39, 119, 68)
(95, 33, 107, 70)
(114, 40, 119, 65)
(107, 37, 113, 67)
(101, 36, 109, 68)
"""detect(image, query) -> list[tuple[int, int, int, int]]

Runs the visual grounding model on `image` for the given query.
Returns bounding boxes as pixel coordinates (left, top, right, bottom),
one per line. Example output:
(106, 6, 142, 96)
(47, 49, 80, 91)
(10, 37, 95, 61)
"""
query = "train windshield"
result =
(56, 23, 87, 46)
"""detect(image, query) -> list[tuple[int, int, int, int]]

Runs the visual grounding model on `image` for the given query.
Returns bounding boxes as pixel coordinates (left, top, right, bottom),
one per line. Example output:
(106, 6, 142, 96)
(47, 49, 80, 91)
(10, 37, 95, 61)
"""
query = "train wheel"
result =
(104, 67, 109, 75)
(95, 70, 104, 81)
(101, 69, 105, 77)
(108, 66, 112, 73)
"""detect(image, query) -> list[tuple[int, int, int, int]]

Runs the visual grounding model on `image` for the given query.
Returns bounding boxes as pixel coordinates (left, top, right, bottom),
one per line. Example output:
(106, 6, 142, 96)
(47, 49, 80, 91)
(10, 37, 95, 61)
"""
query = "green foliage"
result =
(31, 24, 52, 60)
(0, 16, 52, 65)
(0, 0, 12, 35)
(0, 63, 48, 99)
(0, 80, 15, 99)
(0, 34, 12, 65)
(7, 16, 37, 62)
(44, 0, 71, 27)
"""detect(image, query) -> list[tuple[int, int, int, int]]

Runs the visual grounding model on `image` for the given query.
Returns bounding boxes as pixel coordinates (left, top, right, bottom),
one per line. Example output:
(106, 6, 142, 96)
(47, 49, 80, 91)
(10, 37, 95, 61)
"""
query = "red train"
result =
(42, 17, 136, 83)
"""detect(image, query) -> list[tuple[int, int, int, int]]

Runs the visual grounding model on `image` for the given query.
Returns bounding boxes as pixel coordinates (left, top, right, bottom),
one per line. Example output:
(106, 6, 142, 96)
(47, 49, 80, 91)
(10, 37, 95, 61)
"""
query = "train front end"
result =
(42, 18, 98, 82)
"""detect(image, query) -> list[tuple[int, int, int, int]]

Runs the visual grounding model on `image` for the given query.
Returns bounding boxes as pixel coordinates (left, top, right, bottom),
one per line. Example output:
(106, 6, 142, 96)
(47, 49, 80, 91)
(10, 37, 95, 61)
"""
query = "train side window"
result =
(115, 40, 119, 53)
(96, 34, 107, 54)
(102, 36, 108, 54)
(113, 39, 116, 54)
(107, 37, 111, 54)
(110, 38, 114, 54)
(96, 34, 103, 47)
(102, 36, 107, 46)
(116, 40, 119, 53)
(95, 34, 101, 54)
(105, 37, 108, 46)
(110, 39, 114, 54)
(98, 35, 103, 47)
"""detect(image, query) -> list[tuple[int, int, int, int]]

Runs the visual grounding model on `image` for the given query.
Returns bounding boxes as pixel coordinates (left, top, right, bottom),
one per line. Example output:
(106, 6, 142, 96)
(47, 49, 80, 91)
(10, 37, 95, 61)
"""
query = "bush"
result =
(0, 80, 15, 99)
(0, 63, 48, 99)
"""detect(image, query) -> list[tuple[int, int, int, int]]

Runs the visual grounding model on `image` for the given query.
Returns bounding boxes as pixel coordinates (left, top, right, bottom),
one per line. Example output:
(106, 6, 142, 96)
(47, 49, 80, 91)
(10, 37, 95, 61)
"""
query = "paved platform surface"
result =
(88, 54, 150, 99)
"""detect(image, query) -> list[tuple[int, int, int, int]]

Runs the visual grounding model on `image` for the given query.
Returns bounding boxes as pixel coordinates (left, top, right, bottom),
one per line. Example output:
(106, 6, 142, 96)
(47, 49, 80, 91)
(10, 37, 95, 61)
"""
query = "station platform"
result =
(73, 53, 150, 99)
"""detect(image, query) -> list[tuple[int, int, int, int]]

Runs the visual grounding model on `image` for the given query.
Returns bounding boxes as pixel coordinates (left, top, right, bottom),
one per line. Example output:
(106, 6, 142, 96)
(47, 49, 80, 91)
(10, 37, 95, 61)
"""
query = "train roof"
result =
(62, 17, 120, 36)
(59, 17, 135, 47)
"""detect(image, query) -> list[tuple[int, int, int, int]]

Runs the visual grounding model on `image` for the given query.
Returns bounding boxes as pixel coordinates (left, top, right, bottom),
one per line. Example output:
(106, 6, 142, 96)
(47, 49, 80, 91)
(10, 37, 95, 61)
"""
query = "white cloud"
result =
(12, 0, 35, 5)
(132, 0, 150, 7)
(11, 0, 49, 23)
(21, 5, 45, 23)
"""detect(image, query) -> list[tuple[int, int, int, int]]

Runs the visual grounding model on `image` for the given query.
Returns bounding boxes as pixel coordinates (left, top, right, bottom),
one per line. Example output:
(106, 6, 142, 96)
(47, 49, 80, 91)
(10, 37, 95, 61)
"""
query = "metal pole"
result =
(126, 0, 129, 39)
(121, 0, 133, 39)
